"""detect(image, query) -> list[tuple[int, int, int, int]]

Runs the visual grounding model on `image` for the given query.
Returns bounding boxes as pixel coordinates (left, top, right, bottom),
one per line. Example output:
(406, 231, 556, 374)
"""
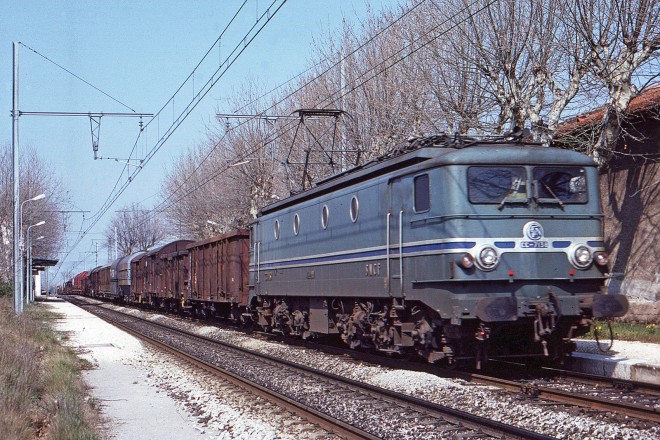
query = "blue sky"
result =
(0, 0, 398, 283)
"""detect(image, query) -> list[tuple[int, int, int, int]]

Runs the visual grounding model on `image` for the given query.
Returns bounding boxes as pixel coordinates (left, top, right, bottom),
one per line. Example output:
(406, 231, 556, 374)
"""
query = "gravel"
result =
(103, 302, 660, 439)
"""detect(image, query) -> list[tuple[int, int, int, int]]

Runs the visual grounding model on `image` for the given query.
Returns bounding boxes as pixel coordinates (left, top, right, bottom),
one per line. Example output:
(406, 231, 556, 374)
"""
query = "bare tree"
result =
(0, 144, 70, 284)
(104, 202, 165, 256)
(160, 79, 285, 237)
(561, 0, 659, 164)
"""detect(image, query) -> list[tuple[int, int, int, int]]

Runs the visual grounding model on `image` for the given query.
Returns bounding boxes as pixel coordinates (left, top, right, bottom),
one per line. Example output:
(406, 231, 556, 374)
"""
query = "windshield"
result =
(533, 167, 587, 203)
(467, 166, 588, 205)
(468, 167, 527, 204)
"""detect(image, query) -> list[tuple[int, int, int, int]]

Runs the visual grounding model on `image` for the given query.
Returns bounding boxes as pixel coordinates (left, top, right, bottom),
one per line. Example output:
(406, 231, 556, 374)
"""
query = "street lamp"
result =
(26, 220, 45, 305)
(16, 193, 46, 313)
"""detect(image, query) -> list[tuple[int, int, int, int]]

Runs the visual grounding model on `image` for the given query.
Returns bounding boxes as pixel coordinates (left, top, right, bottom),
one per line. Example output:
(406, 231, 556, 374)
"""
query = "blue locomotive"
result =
(248, 135, 628, 367)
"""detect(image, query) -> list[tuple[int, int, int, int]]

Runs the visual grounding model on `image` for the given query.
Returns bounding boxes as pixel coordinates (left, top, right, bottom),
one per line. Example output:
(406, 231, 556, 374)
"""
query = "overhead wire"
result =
(143, 0, 429, 217)
(53, 0, 288, 279)
(135, 0, 497, 230)
(86, 0, 252, 226)
(19, 42, 137, 112)
(57, 0, 495, 278)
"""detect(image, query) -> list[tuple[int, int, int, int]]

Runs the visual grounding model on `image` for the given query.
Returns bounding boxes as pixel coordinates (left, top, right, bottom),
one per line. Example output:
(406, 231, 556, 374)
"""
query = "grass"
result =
(579, 320, 660, 344)
(0, 296, 102, 440)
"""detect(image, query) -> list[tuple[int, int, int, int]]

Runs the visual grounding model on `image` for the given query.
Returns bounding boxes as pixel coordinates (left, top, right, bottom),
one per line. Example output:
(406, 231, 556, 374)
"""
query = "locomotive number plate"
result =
(365, 263, 381, 276)
(520, 241, 549, 248)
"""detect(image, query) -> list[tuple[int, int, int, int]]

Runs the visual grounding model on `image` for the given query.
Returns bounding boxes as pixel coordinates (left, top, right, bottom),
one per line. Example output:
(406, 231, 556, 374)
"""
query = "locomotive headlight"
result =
(457, 253, 475, 269)
(570, 245, 593, 269)
(594, 251, 609, 267)
(476, 246, 499, 271)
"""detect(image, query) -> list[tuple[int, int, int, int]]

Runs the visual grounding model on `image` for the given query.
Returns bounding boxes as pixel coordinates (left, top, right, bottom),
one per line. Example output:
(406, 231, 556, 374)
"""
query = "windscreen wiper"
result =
(498, 192, 529, 209)
(536, 181, 565, 208)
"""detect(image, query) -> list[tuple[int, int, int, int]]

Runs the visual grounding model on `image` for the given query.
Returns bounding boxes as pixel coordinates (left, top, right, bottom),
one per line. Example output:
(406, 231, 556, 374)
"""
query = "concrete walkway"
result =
(45, 298, 205, 439)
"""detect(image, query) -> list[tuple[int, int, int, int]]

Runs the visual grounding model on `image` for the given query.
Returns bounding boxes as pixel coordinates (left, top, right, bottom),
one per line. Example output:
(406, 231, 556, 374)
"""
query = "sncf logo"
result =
(523, 221, 544, 241)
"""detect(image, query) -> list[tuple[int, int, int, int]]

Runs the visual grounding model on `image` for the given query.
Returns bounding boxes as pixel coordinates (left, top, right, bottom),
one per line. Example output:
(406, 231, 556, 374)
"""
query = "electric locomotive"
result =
(248, 135, 628, 367)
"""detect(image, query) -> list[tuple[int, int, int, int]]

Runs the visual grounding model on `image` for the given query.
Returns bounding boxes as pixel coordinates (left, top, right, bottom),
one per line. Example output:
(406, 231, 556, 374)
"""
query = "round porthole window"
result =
(293, 214, 300, 235)
(350, 196, 359, 223)
(274, 220, 280, 239)
(321, 205, 329, 229)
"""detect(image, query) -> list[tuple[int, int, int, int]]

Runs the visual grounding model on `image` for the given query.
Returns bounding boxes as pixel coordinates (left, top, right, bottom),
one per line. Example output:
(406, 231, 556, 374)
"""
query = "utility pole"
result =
(339, 50, 347, 172)
(115, 226, 118, 260)
(12, 42, 22, 314)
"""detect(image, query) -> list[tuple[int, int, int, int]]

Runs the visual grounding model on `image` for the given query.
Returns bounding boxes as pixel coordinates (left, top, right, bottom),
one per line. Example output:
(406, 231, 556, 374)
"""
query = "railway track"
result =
(444, 365, 660, 424)
(66, 297, 552, 439)
(245, 320, 660, 424)
(253, 322, 660, 424)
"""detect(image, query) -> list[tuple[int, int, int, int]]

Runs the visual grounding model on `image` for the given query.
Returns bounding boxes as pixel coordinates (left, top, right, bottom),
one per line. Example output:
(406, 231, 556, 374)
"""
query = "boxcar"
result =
(89, 264, 111, 297)
(187, 230, 250, 320)
(71, 271, 88, 295)
(131, 240, 192, 307)
(160, 243, 192, 312)
(110, 251, 145, 301)
(130, 252, 148, 303)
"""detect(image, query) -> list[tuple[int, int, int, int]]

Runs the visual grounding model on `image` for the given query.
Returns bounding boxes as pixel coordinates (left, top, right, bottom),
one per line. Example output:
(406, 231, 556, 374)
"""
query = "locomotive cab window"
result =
(414, 174, 430, 212)
(468, 166, 528, 204)
(532, 167, 587, 204)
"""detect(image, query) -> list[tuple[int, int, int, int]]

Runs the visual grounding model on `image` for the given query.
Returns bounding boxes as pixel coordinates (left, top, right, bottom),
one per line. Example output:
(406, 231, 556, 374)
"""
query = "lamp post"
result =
(17, 193, 45, 312)
(26, 221, 45, 305)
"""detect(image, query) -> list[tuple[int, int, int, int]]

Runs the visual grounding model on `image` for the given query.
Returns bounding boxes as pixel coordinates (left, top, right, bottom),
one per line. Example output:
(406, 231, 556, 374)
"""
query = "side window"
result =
(274, 220, 280, 240)
(321, 205, 329, 230)
(293, 213, 300, 236)
(414, 174, 430, 212)
(350, 196, 359, 223)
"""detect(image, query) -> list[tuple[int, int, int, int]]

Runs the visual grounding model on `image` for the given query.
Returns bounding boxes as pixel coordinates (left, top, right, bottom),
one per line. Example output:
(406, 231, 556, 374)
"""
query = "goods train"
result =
(64, 135, 629, 368)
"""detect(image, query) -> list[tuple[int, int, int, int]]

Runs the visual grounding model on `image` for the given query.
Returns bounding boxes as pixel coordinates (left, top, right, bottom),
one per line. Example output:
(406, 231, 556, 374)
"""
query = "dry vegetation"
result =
(0, 297, 101, 440)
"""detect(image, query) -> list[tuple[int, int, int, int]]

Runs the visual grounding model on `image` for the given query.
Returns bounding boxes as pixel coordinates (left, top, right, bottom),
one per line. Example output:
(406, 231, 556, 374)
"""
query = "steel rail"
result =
(542, 367, 660, 397)
(445, 370, 660, 423)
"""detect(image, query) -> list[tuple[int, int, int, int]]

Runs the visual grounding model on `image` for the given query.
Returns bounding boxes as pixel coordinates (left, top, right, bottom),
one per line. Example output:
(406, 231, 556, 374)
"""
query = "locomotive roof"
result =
(260, 141, 596, 215)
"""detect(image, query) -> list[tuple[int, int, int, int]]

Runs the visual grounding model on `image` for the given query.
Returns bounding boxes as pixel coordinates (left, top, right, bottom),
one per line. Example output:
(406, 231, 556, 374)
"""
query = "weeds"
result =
(580, 320, 660, 344)
(0, 297, 101, 439)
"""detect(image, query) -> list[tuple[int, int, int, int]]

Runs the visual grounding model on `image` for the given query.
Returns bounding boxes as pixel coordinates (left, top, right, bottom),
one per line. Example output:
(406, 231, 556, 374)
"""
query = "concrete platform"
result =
(568, 353, 660, 384)
(44, 300, 205, 439)
(571, 340, 660, 385)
